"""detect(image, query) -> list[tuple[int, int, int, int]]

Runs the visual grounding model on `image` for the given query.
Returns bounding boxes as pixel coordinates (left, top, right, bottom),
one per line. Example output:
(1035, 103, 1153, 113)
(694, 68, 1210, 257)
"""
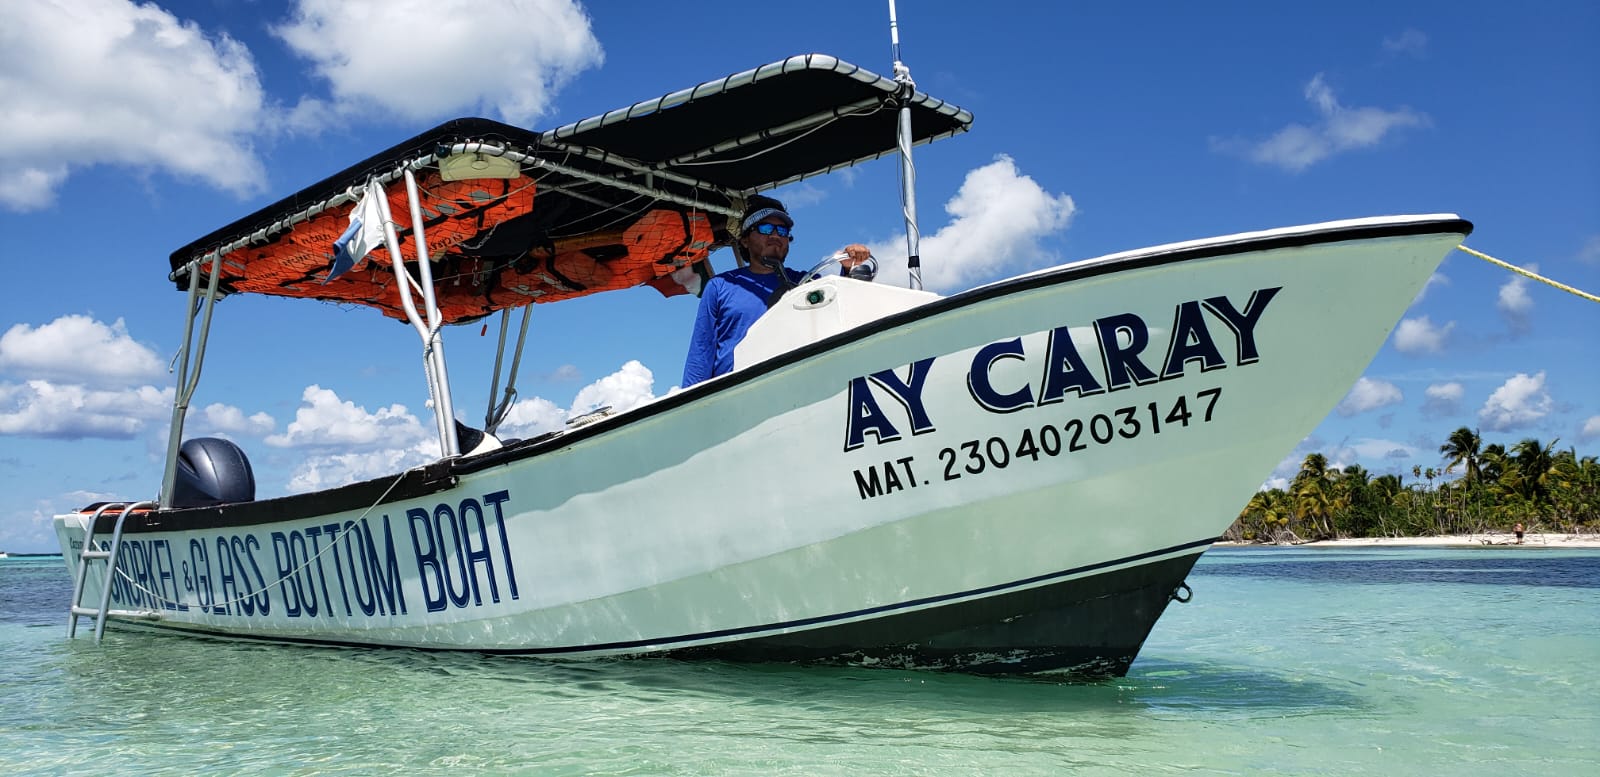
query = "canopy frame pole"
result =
(489, 139, 737, 199)
(430, 144, 742, 220)
(378, 173, 461, 458)
(656, 96, 888, 168)
(158, 251, 224, 508)
(889, 0, 923, 291)
(485, 310, 512, 428)
(484, 305, 533, 435)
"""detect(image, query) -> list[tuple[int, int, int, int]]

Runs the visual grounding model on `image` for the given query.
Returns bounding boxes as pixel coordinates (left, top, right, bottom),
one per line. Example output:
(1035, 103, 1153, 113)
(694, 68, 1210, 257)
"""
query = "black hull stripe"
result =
(106, 537, 1216, 654)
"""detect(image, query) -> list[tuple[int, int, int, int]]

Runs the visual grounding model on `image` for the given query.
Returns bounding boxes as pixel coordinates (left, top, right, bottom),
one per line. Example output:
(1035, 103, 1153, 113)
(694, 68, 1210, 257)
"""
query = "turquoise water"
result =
(3, 547, 1596, 775)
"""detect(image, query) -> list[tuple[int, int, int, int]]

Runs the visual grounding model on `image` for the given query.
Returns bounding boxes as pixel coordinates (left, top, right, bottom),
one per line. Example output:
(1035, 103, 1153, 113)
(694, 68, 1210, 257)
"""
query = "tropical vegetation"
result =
(1227, 427, 1600, 543)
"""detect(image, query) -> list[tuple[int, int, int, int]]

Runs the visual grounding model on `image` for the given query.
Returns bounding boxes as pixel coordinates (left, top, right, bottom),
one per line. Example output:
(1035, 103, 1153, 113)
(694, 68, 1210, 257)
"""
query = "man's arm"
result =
(681, 283, 720, 387)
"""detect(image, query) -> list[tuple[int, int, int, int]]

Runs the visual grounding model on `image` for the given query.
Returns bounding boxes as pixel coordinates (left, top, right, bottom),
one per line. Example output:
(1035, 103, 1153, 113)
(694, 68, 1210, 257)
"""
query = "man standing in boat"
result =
(681, 196, 869, 386)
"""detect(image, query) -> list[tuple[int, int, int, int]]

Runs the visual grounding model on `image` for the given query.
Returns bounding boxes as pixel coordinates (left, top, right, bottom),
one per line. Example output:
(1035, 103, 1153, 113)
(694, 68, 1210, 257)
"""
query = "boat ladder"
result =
(68, 501, 162, 642)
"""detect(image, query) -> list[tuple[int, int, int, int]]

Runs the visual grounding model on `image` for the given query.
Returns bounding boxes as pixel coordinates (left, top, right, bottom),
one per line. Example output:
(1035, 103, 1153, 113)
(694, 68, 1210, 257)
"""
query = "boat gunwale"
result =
(83, 215, 1471, 536)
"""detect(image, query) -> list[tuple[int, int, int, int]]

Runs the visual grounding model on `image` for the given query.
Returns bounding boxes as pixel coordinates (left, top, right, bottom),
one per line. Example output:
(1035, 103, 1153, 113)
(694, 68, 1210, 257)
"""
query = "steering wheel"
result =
(798, 251, 878, 284)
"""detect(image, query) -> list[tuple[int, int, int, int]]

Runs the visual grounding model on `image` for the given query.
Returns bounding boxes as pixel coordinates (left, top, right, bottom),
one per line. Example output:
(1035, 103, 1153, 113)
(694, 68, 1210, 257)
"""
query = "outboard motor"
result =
(170, 437, 256, 508)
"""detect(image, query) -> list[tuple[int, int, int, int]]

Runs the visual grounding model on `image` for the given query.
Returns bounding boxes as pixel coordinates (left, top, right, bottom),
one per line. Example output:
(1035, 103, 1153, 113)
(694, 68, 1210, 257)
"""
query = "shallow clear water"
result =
(3, 547, 1596, 776)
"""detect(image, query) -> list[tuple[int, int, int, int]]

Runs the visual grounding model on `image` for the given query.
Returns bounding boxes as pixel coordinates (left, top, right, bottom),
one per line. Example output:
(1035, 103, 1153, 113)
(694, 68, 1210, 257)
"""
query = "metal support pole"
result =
(403, 169, 460, 457)
(896, 103, 922, 291)
(485, 305, 532, 434)
(486, 309, 512, 427)
(377, 175, 460, 458)
(159, 253, 223, 508)
(889, 0, 923, 290)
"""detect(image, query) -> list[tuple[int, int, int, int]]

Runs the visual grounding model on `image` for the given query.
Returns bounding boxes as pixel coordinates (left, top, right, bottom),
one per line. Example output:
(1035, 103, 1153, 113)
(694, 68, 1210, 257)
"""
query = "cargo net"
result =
(216, 171, 717, 324)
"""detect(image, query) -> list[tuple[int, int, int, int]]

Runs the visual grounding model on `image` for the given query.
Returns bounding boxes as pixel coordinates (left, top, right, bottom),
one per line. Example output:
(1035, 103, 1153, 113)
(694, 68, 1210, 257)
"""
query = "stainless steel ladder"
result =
(68, 500, 161, 641)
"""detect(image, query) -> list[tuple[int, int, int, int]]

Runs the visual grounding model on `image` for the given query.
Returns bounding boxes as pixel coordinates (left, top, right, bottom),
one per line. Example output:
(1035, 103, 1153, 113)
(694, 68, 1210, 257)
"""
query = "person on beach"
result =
(1514, 522, 1525, 544)
(681, 195, 870, 387)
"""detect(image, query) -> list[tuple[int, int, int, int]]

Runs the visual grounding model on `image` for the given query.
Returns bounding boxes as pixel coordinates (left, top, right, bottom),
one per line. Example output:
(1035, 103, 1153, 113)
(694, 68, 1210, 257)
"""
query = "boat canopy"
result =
(167, 54, 972, 325)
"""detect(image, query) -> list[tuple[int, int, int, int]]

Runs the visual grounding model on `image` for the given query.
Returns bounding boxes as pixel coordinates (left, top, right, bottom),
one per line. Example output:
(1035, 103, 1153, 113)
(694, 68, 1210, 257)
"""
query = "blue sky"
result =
(1, 1, 1596, 552)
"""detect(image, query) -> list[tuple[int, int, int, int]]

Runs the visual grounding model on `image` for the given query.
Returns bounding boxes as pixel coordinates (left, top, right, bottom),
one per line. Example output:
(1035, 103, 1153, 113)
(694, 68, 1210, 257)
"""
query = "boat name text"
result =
(94, 490, 520, 620)
(842, 287, 1279, 452)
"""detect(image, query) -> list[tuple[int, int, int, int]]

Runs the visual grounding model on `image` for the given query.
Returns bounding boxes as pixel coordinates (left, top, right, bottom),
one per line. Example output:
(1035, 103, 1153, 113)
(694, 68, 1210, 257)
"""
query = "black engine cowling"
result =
(170, 437, 256, 508)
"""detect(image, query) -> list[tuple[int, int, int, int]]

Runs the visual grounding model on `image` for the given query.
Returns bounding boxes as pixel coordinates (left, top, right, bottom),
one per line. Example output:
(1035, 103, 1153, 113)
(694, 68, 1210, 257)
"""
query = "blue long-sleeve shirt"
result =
(682, 266, 805, 387)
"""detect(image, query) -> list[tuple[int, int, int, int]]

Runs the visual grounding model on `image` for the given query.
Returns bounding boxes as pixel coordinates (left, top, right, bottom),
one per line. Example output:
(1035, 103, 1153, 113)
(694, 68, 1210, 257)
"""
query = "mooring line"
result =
(1457, 244, 1598, 303)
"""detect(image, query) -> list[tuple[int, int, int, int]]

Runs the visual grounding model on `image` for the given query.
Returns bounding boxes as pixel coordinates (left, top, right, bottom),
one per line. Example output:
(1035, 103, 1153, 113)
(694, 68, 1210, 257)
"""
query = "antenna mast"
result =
(888, 0, 923, 290)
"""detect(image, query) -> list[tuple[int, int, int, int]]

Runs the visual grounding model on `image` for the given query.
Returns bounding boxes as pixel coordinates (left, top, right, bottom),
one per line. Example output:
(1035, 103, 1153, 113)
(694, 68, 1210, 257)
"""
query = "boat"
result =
(53, 52, 1470, 676)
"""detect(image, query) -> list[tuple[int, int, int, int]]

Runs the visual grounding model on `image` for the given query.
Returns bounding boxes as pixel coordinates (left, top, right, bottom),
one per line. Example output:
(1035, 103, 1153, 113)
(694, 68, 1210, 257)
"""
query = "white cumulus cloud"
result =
(1393, 316, 1453, 354)
(273, 0, 603, 127)
(0, 315, 165, 387)
(570, 360, 658, 415)
(497, 396, 568, 440)
(1420, 381, 1464, 419)
(0, 0, 268, 210)
(1213, 73, 1428, 172)
(1496, 266, 1536, 335)
(1478, 371, 1552, 432)
(0, 504, 59, 555)
(267, 384, 436, 492)
(496, 362, 660, 440)
(272, 361, 662, 491)
(283, 442, 438, 495)
(1337, 377, 1403, 416)
(0, 380, 172, 439)
(195, 403, 276, 437)
(867, 155, 1076, 292)
(265, 385, 429, 449)
(1582, 415, 1600, 441)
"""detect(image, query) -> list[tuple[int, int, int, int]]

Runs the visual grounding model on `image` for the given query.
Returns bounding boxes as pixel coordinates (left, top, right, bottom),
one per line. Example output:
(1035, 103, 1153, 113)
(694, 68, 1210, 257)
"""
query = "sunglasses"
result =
(751, 223, 793, 239)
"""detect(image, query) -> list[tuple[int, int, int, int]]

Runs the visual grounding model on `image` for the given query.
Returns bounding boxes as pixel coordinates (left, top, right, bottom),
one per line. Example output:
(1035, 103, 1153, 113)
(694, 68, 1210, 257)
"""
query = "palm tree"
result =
(1334, 464, 1372, 536)
(1370, 474, 1406, 536)
(1440, 427, 1483, 484)
(1480, 443, 1510, 484)
(1546, 449, 1587, 532)
(1438, 427, 1485, 532)
(1236, 488, 1292, 542)
(1510, 437, 1558, 502)
(1293, 453, 1337, 539)
(1341, 463, 1370, 486)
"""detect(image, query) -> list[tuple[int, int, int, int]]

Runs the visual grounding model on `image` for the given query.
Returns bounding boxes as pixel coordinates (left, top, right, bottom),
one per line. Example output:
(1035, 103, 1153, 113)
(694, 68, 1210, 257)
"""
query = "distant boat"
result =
(55, 53, 1469, 676)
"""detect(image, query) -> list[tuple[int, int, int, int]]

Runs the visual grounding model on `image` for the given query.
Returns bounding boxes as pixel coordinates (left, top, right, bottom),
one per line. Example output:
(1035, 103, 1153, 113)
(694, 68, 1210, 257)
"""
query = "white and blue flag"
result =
(326, 180, 387, 283)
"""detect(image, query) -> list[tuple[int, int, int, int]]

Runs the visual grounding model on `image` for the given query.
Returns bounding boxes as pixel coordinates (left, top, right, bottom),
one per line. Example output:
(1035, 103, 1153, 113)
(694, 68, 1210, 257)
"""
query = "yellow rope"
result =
(1456, 244, 1600, 303)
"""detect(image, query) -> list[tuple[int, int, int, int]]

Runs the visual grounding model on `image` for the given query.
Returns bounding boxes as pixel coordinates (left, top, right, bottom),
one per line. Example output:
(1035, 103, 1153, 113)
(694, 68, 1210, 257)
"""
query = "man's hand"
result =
(840, 244, 872, 268)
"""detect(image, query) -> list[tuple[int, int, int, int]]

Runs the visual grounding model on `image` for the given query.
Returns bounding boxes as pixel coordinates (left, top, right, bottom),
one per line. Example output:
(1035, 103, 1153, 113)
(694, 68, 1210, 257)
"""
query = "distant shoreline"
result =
(9, 536, 1600, 558)
(1218, 532, 1600, 549)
